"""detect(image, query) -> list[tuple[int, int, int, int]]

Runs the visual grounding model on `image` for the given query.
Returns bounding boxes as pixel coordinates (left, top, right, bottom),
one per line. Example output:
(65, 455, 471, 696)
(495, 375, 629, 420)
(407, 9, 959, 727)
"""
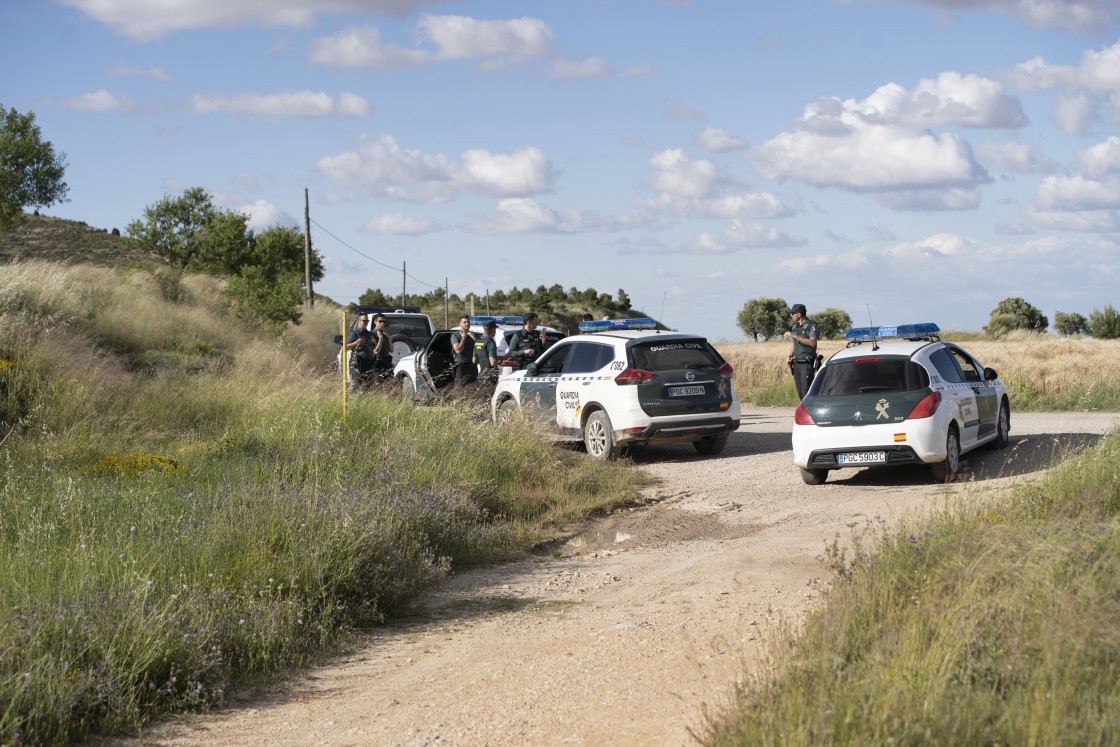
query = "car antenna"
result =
(866, 302, 879, 351)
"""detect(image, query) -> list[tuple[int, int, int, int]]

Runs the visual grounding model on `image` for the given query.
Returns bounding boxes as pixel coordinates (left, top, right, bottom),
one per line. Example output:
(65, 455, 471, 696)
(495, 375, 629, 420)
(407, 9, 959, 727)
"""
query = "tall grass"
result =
(703, 430, 1120, 746)
(722, 333, 1120, 410)
(0, 261, 644, 744)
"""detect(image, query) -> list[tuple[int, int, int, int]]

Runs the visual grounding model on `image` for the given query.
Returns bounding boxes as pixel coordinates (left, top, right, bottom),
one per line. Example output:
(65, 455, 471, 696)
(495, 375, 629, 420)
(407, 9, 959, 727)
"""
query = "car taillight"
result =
(499, 356, 519, 370)
(794, 402, 815, 425)
(614, 367, 655, 385)
(716, 362, 734, 376)
(907, 391, 942, 419)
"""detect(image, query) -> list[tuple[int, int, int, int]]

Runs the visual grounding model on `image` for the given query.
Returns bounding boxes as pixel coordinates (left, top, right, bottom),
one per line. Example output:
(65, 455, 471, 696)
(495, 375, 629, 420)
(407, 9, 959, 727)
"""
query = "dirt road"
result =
(138, 409, 1118, 747)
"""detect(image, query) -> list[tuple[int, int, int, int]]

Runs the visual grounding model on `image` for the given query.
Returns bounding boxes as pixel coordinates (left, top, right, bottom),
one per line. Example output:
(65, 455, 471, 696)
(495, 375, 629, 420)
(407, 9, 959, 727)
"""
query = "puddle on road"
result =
(565, 530, 634, 549)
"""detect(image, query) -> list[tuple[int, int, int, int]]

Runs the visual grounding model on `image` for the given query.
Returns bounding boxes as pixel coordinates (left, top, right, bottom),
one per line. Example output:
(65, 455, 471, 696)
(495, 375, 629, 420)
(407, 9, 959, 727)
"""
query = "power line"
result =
(308, 217, 442, 290)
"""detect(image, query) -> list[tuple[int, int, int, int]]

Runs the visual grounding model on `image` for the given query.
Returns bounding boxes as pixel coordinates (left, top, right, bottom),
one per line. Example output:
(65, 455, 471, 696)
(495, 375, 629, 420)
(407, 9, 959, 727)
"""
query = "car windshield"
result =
(382, 317, 431, 338)
(629, 339, 720, 372)
(813, 357, 929, 396)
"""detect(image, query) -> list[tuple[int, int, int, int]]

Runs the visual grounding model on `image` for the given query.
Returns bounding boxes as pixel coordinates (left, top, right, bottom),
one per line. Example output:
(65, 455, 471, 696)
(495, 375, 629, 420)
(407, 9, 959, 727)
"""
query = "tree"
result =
(814, 307, 853, 339)
(616, 289, 632, 312)
(737, 297, 788, 341)
(126, 187, 250, 271)
(1088, 305, 1120, 339)
(226, 267, 304, 334)
(254, 225, 324, 285)
(984, 297, 1048, 337)
(0, 103, 69, 230)
(1053, 311, 1089, 337)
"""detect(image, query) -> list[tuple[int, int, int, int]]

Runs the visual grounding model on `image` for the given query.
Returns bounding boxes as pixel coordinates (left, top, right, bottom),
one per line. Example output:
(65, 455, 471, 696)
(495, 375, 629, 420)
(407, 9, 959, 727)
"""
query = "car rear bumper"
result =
(616, 414, 740, 445)
(792, 420, 949, 469)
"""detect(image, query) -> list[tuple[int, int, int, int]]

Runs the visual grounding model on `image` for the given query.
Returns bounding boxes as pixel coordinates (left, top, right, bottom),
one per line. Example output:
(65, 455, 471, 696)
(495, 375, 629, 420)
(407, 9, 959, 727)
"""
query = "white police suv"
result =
(492, 318, 740, 459)
(792, 323, 1010, 485)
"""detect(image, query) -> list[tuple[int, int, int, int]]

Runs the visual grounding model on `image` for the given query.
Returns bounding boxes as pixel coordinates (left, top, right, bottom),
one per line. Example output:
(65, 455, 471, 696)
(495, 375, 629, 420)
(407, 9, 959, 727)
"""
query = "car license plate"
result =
(838, 451, 886, 465)
(668, 384, 705, 397)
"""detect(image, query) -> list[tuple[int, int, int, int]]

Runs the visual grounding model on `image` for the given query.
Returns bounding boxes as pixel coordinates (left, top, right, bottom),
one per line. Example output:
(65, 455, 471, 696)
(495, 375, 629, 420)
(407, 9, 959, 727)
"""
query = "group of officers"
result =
(346, 304, 820, 399)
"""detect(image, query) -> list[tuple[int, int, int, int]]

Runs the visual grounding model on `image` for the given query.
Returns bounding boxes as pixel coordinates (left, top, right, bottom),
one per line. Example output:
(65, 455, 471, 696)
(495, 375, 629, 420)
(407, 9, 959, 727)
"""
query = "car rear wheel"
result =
(800, 467, 828, 485)
(497, 398, 520, 423)
(583, 410, 622, 460)
(390, 334, 414, 360)
(931, 426, 960, 483)
(987, 401, 1010, 450)
(693, 435, 728, 455)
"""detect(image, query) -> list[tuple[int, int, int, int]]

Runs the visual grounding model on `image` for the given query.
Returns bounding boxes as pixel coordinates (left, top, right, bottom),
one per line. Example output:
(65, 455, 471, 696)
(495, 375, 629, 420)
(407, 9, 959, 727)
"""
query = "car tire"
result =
(800, 467, 828, 485)
(583, 410, 622, 461)
(930, 425, 960, 483)
(987, 401, 1010, 450)
(693, 435, 728, 455)
(497, 397, 520, 423)
(390, 334, 414, 359)
(399, 375, 416, 401)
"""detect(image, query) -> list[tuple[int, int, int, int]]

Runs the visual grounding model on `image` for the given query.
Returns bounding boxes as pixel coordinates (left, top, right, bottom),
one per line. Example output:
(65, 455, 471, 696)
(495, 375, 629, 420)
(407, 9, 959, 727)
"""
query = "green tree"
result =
(253, 225, 324, 285)
(616, 289, 632, 311)
(1053, 311, 1089, 337)
(984, 297, 1048, 337)
(1088, 305, 1120, 339)
(226, 266, 304, 334)
(814, 307, 853, 339)
(126, 187, 249, 271)
(0, 103, 69, 230)
(737, 297, 788, 341)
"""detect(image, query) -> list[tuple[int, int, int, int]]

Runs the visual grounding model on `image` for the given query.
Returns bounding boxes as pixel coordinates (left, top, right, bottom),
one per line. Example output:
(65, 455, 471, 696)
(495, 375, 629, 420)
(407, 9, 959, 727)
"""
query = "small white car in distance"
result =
(491, 318, 741, 459)
(792, 323, 1010, 485)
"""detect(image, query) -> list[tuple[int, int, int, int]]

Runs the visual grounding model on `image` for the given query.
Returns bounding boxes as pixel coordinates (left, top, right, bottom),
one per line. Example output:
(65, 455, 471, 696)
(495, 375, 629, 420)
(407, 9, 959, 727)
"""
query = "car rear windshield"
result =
(383, 317, 432, 339)
(813, 356, 929, 396)
(629, 339, 720, 372)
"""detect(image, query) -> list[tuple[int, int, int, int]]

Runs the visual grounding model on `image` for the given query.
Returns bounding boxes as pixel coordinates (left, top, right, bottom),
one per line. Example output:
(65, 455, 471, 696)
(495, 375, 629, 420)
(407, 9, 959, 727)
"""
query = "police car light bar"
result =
(845, 322, 940, 342)
(578, 318, 658, 333)
(358, 306, 422, 314)
(469, 315, 523, 325)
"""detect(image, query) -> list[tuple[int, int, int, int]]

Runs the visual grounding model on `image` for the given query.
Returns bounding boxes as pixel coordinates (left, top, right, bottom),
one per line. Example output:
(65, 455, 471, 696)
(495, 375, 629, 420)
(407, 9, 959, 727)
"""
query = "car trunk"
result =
(627, 338, 732, 417)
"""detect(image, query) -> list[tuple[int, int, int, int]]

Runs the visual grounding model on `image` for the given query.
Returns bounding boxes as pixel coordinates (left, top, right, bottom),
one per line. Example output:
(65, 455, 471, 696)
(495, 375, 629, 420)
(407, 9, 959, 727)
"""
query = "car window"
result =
(629, 339, 717, 372)
(928, 348, 962, 383)
(565, 342, 615, 374)
(947, 346, 982, 383)
(813, 357, 930, 396)
(535, 344, 572, 375)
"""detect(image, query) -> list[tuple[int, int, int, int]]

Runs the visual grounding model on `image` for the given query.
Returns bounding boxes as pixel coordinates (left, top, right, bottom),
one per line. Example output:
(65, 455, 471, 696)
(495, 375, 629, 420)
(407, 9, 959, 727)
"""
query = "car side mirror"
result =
(525, 362, 539, 376)
(333, 335, 343, 345)
(984, 366, 998, 381)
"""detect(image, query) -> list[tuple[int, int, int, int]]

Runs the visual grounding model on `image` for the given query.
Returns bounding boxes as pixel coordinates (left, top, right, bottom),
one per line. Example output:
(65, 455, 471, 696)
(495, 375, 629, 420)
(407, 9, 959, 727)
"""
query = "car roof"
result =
(827, 338, 939, 362)
(571, 330, 706, 342)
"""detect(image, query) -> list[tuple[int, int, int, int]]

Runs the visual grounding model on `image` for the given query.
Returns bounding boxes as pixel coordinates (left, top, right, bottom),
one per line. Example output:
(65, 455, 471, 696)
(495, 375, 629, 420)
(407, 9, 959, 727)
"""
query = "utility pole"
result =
(444, 278, 449, 328)
(303, 188, 314, 308)
(402, 261, 406, 308)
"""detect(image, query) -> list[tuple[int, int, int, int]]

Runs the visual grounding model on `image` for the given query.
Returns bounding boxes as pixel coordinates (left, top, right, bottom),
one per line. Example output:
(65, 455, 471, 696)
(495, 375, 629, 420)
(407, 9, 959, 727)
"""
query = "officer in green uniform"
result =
(450, 314, 477, 389)
(474, 319, 499, 386)
(507, 312, 549, 363)
(784, 303, 819, 400)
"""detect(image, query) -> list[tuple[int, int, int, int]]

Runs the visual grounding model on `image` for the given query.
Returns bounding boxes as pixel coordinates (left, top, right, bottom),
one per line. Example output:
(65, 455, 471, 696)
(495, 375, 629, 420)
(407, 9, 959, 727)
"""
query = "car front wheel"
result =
(583, 410, 622, 460)
(497, 398, 520, 423)
(931, 426, 960, 483)
(399, 375, 416, 401)
(987, 401, 1010, 450)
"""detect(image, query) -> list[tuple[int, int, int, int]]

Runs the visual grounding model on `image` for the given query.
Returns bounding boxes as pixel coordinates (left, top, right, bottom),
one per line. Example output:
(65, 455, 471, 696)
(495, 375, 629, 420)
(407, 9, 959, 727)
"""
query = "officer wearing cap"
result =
(508, 312, 549, 362)
(784, 303, 819, 400)
(474, 319, 499, 386)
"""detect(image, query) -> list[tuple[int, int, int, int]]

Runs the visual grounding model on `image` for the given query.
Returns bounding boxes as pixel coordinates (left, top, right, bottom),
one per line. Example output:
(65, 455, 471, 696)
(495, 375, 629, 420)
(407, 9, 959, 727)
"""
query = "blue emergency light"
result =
(469, 315, 523, 325)
(358, 306, 422, 314)
(578, 318, 658, 333)
(845, 322, 940, 342)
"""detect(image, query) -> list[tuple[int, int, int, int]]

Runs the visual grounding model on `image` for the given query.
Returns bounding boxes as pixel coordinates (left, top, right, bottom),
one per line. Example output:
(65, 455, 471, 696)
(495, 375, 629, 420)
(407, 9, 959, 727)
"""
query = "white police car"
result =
(468, 315, 565, 374)
(492, 318, 740, 459)
(792, 323, 1010, 485)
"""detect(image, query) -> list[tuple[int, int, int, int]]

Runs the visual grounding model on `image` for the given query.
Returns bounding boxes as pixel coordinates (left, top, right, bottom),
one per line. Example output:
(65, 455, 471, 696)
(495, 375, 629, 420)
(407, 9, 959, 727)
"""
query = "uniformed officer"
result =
(508, 312, 549, 362)
(474, 319, 499, 386)
(450, 314, 477, 389)
(370, 313, 394, 379)
(784, 303, 819, 400)
(344, 313, 375, 388)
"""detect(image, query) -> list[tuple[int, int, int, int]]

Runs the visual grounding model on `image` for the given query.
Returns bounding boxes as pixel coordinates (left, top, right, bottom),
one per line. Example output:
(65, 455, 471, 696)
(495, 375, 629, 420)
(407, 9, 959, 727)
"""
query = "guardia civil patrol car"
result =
(792, 323, 1011, 485)
(491, 318, 740, 460)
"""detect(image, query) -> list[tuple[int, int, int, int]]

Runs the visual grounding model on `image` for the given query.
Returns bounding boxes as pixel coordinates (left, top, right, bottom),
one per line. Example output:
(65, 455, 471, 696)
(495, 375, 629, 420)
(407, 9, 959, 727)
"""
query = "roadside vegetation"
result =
(703, 422, 1120, 746)
(0, 259, 646, 744)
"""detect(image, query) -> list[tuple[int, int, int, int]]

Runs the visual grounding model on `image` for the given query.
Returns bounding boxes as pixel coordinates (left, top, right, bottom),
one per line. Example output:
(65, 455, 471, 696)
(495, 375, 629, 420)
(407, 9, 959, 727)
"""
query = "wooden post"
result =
(304, 188, 313, 308)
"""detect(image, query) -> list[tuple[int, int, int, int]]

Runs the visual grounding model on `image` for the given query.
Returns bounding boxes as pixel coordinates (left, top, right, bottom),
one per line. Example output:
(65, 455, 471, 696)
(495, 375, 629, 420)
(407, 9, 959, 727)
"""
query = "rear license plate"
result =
(668, 384, 705, 397)
(838, 451, 886, 465)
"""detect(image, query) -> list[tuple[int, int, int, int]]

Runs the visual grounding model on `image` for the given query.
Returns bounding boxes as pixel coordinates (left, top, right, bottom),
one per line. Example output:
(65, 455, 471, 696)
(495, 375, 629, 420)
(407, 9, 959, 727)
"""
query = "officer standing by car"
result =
(474, 319, 499, 387)
(450, 314, 478, 389)
(370, 313, 394, 381)
(784, 303, 819, 400)
(508, 312, 549, 363)
(344, 313, 375, 388)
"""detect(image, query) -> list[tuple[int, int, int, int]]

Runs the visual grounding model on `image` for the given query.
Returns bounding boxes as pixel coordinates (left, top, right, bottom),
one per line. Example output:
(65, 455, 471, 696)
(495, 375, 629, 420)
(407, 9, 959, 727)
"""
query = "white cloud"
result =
(469, 197, 644, 234)
(1006, 40, 1120, 133)
(665, 103, 705, 121)
(648, 148, 724, 199)
(976, 141, 1057, 174)
(361, 213, 446, 235)
(1077, 136, 1120, 177)
(316, 135, 554, 203)
(547, 56, 654, 79)
(215, 198, 297, 232)
(880, 0, 1120, 33)
(695, 126, 747, 153)
(638, 191, 794, 220)
(309, 26, 430, 68)
(191, 91, 373, 118)
(58, 89, 131, 111)
(58, 0, 442, 41)
(860, 73, 1026, 128)
(1033, 175, 1120, 211)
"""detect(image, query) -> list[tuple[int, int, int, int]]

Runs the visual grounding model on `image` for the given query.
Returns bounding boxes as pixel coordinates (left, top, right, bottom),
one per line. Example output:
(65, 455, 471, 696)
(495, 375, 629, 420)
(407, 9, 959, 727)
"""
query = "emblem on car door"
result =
(876, 399, 890, 419)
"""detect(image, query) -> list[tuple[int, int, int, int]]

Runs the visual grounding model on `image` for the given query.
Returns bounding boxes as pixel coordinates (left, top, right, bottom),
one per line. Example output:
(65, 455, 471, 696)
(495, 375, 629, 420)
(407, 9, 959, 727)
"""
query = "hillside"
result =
(0, 212, 158, 266)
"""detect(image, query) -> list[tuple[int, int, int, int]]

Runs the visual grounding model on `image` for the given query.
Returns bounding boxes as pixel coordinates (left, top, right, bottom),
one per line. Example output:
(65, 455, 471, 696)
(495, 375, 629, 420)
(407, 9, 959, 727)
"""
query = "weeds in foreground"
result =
(703, 429, 1120, 746)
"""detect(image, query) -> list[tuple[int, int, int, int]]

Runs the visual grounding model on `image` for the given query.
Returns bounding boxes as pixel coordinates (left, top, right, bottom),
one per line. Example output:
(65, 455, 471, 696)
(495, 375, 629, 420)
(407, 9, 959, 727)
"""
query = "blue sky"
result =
(3, 0, 1119, 341)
